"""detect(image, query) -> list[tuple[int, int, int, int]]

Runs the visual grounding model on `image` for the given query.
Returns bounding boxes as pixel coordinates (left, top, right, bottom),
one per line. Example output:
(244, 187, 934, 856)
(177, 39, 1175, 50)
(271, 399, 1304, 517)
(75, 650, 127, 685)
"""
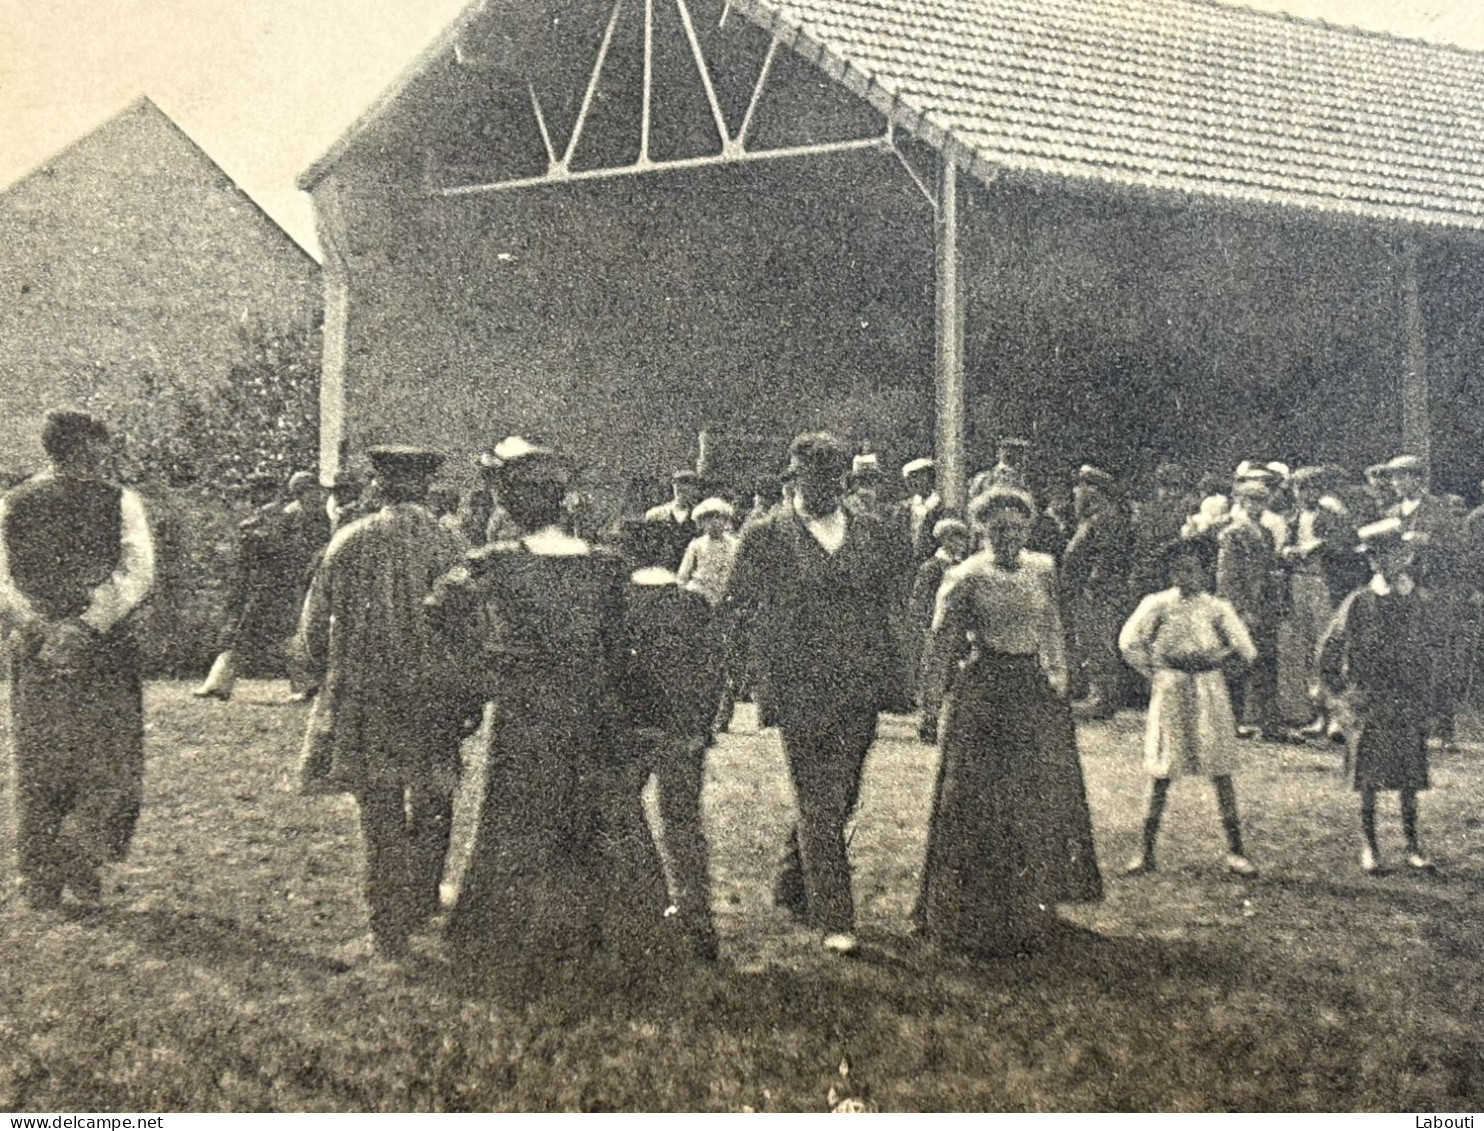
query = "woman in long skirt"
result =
(918, 487, 1102, 957)
(427, 439, 674, 992)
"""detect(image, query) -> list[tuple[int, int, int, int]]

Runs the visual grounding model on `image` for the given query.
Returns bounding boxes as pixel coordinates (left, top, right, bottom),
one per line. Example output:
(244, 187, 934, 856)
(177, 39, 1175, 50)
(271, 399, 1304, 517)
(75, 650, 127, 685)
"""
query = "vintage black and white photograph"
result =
(2, 0, 1484, 1114)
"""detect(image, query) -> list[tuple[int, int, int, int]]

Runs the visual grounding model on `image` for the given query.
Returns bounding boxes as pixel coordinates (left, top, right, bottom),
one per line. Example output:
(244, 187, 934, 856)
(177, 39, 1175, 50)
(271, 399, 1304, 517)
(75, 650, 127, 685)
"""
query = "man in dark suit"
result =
(1384, 454, 1468, 747)
(1063, 464, 1131, 719)
(644, 469, 703, 572)
(725, 432, 900, 956)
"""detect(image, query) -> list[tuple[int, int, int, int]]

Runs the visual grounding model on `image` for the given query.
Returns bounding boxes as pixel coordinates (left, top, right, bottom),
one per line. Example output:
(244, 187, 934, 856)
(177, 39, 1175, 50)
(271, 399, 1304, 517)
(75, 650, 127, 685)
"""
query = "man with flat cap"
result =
(969, 436, 1033, 499)
(1062, 464, 1131, 719)
(1383, 454, 1467, 747)
(295, 445, 470, 957)
(898, 457, 944, 564)
(644, 468, 703, 572)
(725, 431, 901, 956)
(0, 410, 155, 909)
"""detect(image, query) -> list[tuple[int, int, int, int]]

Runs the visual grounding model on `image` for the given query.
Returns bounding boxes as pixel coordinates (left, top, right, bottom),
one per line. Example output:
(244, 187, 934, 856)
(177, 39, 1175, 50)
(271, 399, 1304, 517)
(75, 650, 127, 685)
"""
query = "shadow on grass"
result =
(94, 905, 355, 975)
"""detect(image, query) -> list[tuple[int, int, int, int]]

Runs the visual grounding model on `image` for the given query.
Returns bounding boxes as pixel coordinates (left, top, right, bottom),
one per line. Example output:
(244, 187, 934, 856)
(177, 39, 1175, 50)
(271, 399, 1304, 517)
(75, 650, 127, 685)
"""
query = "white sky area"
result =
(3, 0, 1484, 260)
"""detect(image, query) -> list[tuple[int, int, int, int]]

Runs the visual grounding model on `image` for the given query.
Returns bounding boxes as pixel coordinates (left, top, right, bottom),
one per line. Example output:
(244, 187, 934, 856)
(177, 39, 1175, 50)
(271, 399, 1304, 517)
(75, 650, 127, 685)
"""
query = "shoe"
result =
(1296, 716, 1328, 739)
(1361, 846, 1382, 875)
(285, 689, 316, 704)
(1225, 854, 1259, 878)
(192, 685, 231, 701)
(821, 932, 860, 957)
(1235, 725, 1262, 741)
(1326, 723, 1346, 744)
(1122, 856, 1156, 876)
(1406, 853, 1438, 874)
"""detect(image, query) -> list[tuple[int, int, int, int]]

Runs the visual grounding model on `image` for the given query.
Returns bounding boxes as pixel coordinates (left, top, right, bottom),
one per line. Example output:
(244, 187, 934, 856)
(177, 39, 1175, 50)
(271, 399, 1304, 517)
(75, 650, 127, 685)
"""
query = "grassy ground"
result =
(0, 682, 1481, 1111)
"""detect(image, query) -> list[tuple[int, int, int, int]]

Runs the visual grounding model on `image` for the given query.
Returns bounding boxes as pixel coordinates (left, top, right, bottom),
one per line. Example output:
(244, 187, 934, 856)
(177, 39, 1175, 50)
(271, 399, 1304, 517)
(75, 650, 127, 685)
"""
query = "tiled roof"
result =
(727, 0, 1484, 230)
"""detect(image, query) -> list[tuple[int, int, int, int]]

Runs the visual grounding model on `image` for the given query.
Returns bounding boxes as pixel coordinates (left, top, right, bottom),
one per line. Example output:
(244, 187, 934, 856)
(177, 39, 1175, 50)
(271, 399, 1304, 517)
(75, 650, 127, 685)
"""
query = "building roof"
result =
(302, 0, 1484, 232)
(729, 0, 1484, 231)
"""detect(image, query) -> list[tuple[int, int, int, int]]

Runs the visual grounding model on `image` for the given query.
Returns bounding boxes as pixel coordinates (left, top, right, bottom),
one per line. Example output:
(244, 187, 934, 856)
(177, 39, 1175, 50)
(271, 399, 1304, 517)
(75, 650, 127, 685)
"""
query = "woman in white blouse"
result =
(916, 487, 1103, 958)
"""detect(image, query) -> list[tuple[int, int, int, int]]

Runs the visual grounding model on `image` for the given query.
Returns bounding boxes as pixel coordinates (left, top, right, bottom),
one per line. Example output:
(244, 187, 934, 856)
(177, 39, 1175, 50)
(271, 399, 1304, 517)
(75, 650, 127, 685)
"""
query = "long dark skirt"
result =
(919, 653, 1102, 957)
(447, 707, 673, 992)
(9, 626, 144, 891)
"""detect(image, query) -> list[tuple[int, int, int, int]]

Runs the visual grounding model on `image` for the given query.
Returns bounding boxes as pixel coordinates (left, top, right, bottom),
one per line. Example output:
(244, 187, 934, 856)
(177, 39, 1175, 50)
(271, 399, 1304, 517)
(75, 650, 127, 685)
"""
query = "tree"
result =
(81, 317, 320, 489)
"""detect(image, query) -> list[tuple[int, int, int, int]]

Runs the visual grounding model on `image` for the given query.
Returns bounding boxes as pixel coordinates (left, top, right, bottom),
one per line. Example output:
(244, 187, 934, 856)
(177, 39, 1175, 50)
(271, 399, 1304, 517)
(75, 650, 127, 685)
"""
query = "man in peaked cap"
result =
(1218, 477, 1287, 740)
(1063, 463, 1132, 719)
(898, 457, 944, 563)
(295, 445, 471, 957)
(1318, 517, 1438, 875)
(644, 468, 703, 572)
(969, 436, 1033, 499)
(1381, 454, 1467, 748)
(726, 431, 902, 957)
(0, 410, 156, 910)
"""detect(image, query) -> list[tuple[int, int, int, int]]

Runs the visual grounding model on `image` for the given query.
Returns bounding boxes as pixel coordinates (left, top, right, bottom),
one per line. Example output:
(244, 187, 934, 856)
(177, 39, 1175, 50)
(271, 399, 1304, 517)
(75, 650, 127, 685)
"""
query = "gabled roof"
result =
(303, 0, 1484, 232)
(6, 96, 319, 263)
(730, 0, 1484, 230)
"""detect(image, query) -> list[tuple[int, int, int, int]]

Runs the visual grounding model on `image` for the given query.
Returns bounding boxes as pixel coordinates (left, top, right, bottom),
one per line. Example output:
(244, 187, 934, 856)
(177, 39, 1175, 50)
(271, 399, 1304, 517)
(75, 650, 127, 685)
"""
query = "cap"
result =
(286, 470, 318, 494)
(1355, 516, 1417, 553)
(367, 446, 444, 479)
(850, 453, 882, 480)
(1265, 461, 1292, 482)
(1078, 464, 1116, 488)
(786, 431, 852, 481)
(671, 468, 701, 484)
(1232, 478, 1272, 500)
(485, 436, 572, 485)
(691, 496, 735, 522)
(931, 517, 969, 542)
(1382, 454, 1424, 475)
(901, 457, 936, 479)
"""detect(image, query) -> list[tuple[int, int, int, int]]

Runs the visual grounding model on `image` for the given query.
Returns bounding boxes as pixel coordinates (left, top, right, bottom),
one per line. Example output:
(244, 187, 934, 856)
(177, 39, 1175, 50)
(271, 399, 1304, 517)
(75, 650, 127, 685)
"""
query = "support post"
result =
(935, 157, 967, 510)
(314, 179, 350, 486)
(1401, 237, 1431, 480)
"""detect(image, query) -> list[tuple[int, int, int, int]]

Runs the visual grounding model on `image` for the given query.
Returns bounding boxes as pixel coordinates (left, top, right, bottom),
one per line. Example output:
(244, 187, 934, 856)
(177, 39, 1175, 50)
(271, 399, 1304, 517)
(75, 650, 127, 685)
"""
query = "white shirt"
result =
(0, 482, 155, 634)
(793, 497, 847, 555)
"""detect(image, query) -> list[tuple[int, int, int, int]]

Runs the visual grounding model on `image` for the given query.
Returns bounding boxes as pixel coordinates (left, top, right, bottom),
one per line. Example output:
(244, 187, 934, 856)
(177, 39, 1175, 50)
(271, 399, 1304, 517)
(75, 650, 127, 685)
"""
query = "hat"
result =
(692, 496, 735, 522)
(1232, 478, 1272, 500)
(1355, 516, 1417, 553)
(1265, 461, 1292, 482)
(969, 486, 1036, 524)
(850, 453, 882, 481)
(1382, 454, 1424, 476)
(286, 470, 318, 494)
(486, 436, 572, 485)
(40, 409, 110, 461)
(1233, 460, 1276, 483)
(901, 457, 936, 479)
(786, 431, 852, 481)
(1078, 464, 1116, 489)
(671, 468, 701, 484)
(367, 446, 444, 479)
(932, 517, 970, 542)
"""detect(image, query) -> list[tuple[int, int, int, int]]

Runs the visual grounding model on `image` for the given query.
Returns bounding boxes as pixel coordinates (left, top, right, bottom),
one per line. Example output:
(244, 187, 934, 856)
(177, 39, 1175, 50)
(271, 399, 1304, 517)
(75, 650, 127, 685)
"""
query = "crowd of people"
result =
(0, 408, 1472, 993)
